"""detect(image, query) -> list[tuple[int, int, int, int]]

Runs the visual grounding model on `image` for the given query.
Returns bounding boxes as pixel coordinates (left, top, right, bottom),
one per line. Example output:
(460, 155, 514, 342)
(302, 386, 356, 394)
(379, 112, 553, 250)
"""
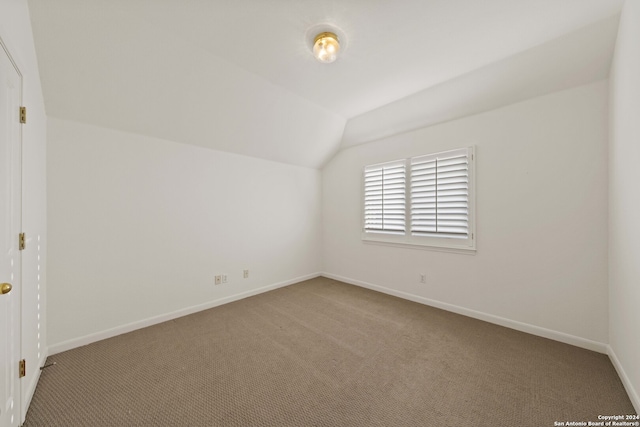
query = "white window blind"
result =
(410, 148, 470, 240)
(363, 160, 406, 234)
(362, 147, 475, 252)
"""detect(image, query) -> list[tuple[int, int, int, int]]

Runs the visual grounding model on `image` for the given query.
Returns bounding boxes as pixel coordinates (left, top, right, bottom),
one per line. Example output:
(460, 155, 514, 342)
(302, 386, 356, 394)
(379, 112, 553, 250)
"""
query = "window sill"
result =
(362, 236, 476, 255)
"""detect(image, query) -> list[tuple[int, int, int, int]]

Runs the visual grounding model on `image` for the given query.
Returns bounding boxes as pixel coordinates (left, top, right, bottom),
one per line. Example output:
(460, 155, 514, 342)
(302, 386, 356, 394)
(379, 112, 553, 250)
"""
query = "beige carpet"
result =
(24, 277, 635, 426)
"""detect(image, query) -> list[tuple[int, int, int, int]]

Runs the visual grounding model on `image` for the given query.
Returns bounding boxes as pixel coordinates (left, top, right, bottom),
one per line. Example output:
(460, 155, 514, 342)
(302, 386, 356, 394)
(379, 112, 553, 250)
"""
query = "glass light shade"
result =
(313, 32, 340, 63)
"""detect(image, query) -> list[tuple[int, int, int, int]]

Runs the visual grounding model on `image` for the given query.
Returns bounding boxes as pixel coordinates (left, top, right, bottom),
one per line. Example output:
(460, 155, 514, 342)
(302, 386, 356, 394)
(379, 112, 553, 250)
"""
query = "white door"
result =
(0, 42, 22, 427)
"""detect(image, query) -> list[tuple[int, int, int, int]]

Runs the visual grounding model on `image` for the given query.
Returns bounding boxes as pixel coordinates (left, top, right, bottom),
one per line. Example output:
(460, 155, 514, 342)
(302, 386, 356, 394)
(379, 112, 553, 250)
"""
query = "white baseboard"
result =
(608, 345, 640, 414)
(48, 272, 321, 355)
(321, 272, 609, 354)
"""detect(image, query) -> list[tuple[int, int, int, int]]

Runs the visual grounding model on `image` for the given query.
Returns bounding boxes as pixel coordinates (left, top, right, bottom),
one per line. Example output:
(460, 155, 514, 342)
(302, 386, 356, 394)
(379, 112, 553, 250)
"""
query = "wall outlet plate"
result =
(243, 270, 249, 279)
(215, 275, 222, 285)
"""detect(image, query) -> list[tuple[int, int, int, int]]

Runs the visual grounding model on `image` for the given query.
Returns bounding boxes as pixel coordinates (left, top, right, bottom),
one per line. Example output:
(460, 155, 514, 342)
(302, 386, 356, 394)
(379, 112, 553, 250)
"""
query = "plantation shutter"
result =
(363, 160, 406, 234)
(410, 148, 469, 239)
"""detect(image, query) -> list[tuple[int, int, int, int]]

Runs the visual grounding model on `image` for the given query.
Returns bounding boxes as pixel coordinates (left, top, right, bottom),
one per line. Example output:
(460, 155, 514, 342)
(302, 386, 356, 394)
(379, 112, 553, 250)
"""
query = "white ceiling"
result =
(343, 14, 620, 147)
(27, 0, 623, 168)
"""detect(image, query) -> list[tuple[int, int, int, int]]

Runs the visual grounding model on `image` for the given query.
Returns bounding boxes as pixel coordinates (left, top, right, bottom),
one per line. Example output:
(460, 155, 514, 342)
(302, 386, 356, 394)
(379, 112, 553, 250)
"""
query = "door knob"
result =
(1, 283, 12, 295)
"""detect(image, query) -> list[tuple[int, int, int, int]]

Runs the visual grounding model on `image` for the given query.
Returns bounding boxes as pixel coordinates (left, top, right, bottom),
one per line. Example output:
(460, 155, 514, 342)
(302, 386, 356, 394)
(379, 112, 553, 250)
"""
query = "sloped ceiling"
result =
(27, 0, 623, 168)
(343, 15, 620, 147)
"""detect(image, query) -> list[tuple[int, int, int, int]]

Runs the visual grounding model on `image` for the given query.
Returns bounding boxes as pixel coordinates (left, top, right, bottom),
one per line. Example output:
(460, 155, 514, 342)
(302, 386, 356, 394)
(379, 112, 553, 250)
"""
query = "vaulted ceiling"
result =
(28, 0, 623, 168)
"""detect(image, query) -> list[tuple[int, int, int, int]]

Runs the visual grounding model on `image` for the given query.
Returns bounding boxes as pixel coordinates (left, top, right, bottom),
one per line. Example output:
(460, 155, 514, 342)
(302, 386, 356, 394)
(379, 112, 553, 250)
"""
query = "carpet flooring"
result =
(24, 277, 635, 426)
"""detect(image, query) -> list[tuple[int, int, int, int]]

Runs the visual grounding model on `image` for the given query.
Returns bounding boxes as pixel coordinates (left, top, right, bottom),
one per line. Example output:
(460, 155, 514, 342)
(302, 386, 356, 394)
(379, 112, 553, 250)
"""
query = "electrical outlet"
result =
(222, 274, 227, 284)
(243, 270, 249, 279)
(215, 275, 222, 285)
(420, 274, 426, 284)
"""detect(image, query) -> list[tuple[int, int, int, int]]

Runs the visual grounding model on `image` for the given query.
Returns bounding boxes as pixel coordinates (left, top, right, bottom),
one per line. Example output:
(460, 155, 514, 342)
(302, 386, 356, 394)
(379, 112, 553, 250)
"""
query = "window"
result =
(363, 147, 475, 252)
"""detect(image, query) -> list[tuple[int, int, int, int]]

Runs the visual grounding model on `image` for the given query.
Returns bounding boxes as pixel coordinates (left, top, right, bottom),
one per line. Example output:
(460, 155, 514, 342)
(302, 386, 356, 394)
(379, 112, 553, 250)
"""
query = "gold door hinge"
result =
(19, 359, 26, 378)
(19, 233, 26, 250)
(19, 106, 26, 124)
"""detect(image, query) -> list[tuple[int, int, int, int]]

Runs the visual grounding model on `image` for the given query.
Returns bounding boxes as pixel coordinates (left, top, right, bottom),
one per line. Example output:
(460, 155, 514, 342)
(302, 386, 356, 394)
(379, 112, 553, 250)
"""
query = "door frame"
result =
(0, 36, 23, 427)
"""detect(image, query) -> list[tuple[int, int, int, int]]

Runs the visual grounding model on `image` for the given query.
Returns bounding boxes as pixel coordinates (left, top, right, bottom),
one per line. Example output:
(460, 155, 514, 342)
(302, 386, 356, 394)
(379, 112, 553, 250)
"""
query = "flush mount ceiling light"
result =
(313, 31, 340, 63)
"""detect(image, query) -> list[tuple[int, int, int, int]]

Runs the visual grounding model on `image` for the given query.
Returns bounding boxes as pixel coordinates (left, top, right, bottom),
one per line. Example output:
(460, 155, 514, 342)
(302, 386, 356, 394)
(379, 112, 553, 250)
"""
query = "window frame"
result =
(361, 146, 476, 253)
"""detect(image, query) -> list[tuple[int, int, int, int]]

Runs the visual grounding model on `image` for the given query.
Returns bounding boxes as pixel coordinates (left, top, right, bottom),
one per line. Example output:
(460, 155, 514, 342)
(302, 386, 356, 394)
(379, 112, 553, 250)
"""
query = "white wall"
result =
(609, 0, 640, 413)
(47, 118, 321, 351)
(323, 81, 609, 350)
(0, 0, 48, 421)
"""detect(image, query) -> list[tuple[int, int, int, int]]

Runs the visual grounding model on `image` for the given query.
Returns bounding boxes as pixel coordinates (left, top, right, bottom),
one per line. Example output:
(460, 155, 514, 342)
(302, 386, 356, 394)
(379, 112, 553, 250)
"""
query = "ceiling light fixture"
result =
(313, 32, 340, 63)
